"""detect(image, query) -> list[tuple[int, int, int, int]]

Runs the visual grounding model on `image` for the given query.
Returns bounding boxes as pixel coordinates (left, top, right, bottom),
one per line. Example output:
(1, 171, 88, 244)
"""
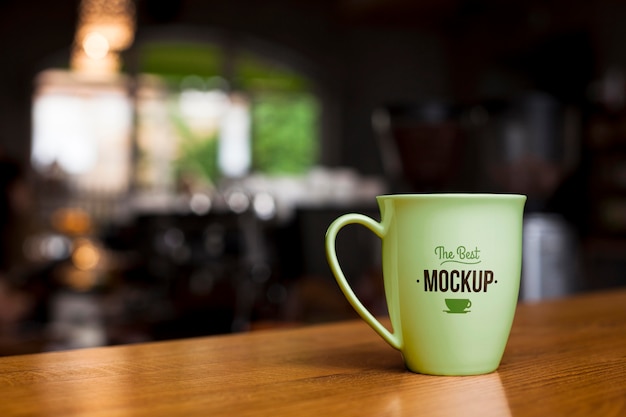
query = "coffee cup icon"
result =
(445, 298, 472, 313)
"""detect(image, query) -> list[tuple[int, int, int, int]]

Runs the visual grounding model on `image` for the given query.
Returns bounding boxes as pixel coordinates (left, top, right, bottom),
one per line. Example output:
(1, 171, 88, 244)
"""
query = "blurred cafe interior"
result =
(0, 0, 625, 355)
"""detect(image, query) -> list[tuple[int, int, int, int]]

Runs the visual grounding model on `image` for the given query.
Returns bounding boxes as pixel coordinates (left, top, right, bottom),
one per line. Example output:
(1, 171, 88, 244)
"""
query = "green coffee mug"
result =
(325, 193, 526, 375)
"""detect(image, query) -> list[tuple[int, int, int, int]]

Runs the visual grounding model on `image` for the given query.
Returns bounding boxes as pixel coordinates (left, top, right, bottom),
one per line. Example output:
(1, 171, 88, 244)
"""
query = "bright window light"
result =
(32, 70, 133, 194)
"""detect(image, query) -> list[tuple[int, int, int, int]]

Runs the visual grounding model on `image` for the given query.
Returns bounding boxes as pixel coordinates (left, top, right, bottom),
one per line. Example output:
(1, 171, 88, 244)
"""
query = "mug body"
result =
(378, 194, 525, 375)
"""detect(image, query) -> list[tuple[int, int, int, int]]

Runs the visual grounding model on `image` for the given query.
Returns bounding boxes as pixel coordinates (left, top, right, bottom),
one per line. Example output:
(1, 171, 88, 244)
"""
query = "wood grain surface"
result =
(1, 289, 625, 416)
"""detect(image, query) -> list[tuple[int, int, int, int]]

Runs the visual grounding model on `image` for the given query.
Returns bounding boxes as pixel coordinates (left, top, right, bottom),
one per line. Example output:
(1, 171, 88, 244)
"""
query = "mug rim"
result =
(376, 193, 526, 201)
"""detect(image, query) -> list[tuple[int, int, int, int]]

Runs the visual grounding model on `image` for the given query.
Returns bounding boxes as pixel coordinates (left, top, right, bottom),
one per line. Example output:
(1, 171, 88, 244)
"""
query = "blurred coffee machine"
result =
(471, 92, 583, 300)
(373, 93, 584, 300)
(372, 101, 470, 193)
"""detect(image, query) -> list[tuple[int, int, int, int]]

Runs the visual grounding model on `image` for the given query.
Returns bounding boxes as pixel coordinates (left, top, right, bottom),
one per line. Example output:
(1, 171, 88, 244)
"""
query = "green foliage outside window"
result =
(139, 42, 320, 184)
(236, 51, 319, 176)
(252, 92, 318, 175)
(169, 102, 220, 186)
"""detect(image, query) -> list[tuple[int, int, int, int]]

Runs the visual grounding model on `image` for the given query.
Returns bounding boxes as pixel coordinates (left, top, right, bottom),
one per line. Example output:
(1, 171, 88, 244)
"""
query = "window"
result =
(135, 40, 320, 193)
(32, 70, 133, 195)
(32, 36, 321, 219)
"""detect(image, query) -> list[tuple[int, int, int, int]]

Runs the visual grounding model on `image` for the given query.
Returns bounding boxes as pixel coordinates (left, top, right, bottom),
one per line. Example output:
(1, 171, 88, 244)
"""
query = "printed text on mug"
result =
(422, 270, 495, 292)
(435, 245, 481, 264)
(416, 245, 498, 293)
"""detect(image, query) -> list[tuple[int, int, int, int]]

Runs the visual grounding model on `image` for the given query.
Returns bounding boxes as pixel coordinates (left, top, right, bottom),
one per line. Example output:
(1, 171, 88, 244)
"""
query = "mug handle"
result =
(325, 213, 402, 351)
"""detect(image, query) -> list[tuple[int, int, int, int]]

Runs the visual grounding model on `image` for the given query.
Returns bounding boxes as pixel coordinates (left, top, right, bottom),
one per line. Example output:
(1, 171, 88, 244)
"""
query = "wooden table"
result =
(1, 289, 625, 416)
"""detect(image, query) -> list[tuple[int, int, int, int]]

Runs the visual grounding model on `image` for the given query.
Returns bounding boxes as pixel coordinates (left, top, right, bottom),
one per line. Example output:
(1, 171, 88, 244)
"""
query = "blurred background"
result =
(0, 0, 625, 355)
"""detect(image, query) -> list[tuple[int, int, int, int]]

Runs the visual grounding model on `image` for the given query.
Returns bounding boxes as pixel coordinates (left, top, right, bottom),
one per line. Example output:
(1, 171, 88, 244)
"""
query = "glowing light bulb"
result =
(72, 240, 101, 271)
(83, 31, 110, 59)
